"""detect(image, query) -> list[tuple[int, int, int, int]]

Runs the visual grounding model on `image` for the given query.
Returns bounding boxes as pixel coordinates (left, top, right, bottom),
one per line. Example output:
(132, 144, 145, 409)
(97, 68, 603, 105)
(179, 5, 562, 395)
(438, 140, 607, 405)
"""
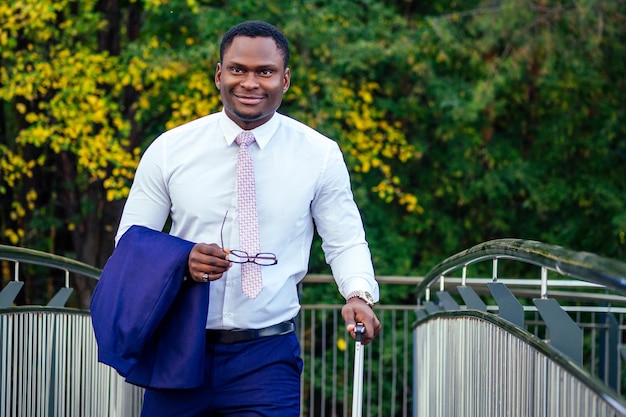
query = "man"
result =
(113, 20, 380, 416)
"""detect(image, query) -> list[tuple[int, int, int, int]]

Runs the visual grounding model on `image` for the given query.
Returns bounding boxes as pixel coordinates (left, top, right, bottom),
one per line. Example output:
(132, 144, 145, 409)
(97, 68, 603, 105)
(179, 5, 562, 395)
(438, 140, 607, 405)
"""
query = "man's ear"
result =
(215, 63, 222, 90)
(283, 67, 291, 93)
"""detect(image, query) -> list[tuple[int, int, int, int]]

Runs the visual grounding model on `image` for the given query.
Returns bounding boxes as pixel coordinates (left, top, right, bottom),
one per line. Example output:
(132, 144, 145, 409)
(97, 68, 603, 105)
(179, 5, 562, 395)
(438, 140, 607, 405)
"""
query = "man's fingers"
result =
(341, 302, 381, 345)
(188, 243, 231, 282)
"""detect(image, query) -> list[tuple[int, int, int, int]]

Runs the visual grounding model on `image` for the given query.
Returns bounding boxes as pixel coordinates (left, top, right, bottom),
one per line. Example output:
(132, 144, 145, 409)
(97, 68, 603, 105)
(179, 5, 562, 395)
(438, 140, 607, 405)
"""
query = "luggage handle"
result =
(352, 323, 366, 417)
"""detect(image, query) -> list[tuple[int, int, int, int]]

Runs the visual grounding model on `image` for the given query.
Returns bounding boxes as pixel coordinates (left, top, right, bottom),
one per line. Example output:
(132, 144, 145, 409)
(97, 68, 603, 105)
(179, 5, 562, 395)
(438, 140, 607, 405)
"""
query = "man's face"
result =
(215, 36, 290, 130)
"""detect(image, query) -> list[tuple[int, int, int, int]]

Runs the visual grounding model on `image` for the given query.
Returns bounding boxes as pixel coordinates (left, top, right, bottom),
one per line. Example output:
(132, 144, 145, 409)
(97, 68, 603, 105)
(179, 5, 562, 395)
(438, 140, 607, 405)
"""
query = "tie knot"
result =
(235, 131, 256, 147)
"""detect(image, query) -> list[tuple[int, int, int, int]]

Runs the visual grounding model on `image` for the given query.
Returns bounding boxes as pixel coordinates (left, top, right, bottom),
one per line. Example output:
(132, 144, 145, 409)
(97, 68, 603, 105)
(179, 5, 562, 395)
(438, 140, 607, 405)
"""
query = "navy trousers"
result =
(140, 332, 303, 417)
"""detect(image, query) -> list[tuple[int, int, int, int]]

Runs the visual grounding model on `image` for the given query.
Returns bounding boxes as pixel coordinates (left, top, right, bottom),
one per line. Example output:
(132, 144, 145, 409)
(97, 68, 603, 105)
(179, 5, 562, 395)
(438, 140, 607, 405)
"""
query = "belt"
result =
(206, 320, 295, 344)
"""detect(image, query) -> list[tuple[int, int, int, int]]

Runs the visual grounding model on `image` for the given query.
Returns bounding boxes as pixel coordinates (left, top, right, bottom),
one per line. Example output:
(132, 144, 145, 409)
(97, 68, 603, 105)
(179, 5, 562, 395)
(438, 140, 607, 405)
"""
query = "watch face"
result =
(361, 291, 374, 306)
(348, 290, 374, 307)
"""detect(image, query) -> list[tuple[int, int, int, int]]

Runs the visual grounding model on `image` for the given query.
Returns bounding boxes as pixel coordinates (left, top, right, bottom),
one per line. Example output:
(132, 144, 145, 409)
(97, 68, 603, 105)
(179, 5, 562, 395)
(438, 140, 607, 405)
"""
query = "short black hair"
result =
(220, 20, 290, 69)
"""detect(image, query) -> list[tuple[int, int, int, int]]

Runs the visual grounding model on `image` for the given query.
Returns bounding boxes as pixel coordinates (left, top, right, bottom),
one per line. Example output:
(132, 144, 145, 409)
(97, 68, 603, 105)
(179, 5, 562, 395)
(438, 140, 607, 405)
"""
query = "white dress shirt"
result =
(116, 110, 379, 329)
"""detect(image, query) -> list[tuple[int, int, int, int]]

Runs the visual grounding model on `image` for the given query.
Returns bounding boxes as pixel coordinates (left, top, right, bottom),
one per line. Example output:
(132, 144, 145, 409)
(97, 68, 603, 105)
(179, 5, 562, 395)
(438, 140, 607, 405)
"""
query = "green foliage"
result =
(406, 0, 626, 270)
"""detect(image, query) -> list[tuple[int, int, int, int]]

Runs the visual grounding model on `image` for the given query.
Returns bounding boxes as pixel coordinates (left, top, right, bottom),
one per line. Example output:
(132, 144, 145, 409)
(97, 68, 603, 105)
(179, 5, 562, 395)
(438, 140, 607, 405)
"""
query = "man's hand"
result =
(341, 297, 381, 345)
(187, 243, 231, 283)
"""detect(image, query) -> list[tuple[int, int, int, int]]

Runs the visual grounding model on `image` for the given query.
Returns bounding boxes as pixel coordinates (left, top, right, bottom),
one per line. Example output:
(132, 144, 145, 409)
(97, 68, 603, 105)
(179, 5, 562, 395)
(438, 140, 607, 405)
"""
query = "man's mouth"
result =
(236, 95, 264, 105)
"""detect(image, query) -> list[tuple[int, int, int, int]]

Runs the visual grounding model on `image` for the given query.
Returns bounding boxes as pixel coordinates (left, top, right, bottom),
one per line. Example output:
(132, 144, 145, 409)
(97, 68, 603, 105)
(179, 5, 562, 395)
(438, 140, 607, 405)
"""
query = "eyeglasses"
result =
(220, 211, 278, 266)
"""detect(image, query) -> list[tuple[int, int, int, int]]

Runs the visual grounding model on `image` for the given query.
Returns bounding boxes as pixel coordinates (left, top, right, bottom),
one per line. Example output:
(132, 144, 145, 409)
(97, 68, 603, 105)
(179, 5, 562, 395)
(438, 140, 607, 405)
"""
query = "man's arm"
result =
(116, 138, 171, 245)
(311, 142, 381, 344)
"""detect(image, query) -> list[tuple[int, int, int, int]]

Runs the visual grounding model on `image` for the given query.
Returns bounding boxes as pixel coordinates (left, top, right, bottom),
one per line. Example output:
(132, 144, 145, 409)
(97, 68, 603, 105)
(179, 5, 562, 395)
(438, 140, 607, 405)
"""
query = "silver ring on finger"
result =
(202, 272, 209, 281)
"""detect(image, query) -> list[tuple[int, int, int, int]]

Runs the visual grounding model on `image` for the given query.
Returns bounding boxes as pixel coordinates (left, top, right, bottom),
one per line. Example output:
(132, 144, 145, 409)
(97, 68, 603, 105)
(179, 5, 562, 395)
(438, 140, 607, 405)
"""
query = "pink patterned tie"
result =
(235, 131, 262, 298)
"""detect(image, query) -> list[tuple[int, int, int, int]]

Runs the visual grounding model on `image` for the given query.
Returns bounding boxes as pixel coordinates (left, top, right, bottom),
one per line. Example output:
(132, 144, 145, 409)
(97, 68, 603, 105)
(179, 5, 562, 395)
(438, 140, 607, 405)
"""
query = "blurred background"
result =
(1, 0, 625, 308)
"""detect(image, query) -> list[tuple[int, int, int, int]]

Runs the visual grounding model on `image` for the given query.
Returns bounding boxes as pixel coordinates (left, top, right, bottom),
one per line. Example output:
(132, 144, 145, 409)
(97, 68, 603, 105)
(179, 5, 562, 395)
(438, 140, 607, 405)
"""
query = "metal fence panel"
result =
(0, 309, 142, 417)
(298, 305, 415, 417)
(414, 315, 626, 417)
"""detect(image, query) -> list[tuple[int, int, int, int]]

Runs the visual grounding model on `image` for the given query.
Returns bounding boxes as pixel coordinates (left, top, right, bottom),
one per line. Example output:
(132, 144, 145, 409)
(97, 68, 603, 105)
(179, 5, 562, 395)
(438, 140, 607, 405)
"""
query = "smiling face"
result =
(215, 36, 291, 130)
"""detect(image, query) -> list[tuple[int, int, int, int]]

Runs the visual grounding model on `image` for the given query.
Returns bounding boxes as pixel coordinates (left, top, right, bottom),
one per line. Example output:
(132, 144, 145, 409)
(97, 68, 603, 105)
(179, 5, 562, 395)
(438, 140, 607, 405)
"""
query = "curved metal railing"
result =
(413, 238, 626, 417)
(0, 244, 101, 281)
(5, 240, 626, 416)
(415, 238, 626, 297)
(0, 245, 145, 417)
(0, 244, 101, 308)
(0, 307, 143, 417)
(415, 310, 626, 417)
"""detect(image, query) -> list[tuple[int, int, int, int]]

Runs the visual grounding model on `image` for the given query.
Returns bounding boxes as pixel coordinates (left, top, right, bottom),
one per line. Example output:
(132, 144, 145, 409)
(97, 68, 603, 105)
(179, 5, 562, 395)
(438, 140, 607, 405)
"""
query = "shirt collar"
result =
(219, 110, 280, 150)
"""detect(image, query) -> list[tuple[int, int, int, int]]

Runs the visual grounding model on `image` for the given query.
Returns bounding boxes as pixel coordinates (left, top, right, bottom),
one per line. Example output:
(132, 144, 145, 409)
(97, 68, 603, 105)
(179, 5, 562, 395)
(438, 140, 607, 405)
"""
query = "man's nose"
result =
(240, 72, 259, 89)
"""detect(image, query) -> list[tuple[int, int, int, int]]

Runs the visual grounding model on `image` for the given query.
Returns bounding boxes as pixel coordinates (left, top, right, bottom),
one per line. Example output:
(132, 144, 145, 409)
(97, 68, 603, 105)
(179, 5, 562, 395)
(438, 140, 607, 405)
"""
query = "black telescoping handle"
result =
(355, 322, 365, 343)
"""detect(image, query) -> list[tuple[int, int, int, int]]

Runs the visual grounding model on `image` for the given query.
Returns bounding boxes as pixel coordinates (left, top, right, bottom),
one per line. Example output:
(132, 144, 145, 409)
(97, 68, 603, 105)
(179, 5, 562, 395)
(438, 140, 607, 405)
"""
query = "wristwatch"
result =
(347, 290, 375, 308)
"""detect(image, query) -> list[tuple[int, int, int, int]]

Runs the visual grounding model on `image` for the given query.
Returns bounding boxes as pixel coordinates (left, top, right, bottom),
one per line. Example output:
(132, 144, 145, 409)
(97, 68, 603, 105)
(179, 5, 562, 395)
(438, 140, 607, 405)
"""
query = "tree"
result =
(407, 0, 626, 266)
(1, 0, 138, 305)
(1, 0, 625, 310)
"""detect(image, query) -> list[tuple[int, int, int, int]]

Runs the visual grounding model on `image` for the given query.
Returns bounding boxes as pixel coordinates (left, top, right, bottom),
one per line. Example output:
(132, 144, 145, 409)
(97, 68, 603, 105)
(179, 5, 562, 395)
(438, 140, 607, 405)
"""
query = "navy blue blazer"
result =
(91, 225, 209, 389)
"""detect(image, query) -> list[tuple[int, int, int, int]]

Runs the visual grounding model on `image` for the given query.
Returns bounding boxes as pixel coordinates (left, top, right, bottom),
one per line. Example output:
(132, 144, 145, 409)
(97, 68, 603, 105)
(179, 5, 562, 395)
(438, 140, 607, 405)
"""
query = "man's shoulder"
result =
(276, 113, 336, 146)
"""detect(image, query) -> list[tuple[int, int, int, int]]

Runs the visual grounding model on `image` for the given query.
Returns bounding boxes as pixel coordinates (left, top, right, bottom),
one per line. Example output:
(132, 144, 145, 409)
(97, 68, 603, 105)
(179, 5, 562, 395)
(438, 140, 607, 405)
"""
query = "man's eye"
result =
(231, 67, 243, 73)
(259, 69, 273, 76)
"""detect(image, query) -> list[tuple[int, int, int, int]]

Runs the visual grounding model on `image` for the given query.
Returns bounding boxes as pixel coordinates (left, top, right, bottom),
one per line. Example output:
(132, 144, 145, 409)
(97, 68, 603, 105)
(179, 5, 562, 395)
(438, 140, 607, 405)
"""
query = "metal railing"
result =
(413, 239, 626, 417)
(415, 312, 626, 417)
(0, 308, 143, 417)
(298, 303, 415, 417)
(0, 245, 100, 309)
(4, 241, 626, 416)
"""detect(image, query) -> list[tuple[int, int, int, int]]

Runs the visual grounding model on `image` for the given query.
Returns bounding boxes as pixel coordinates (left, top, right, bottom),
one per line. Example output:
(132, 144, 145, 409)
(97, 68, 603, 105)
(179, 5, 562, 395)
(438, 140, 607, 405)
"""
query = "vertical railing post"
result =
(492, 258, 498, 282)
(462, 265, 467, 287)
(540, 267, 548, 299)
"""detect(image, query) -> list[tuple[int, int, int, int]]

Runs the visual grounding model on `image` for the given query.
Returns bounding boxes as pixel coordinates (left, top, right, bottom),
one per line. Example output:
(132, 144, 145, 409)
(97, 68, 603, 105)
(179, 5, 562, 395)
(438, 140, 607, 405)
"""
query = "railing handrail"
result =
(0, 245, 425, 286)
(415, 238, 626, 298)
(0, 244, 102, 280)
(4, 242, 626, 305)
(4, 241, 626, 416)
